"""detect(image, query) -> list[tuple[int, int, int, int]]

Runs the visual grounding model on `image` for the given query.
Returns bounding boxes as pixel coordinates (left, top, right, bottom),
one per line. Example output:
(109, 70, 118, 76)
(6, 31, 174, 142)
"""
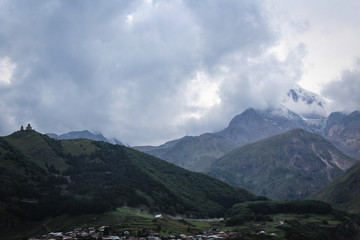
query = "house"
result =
(149, 233, 160, 237)
(179, 234, 187, 239)
(148, 234, 160, 240)
(207, 235, 223, 239)
(26, 123, 32, 130)
(103, 236, 120, 240)
(216, 232, 228, 238)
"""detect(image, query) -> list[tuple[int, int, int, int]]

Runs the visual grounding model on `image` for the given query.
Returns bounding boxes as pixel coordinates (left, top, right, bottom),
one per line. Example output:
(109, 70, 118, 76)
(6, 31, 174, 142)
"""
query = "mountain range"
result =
(208, 128, 355, 200)
(1, 130, 359, 238)
(2, 87, 360, 239)
(15, 87, 359, 210)
(0, 130, 255, 228)
(132, 87, 359, 201)
(134, 88, 360, 172)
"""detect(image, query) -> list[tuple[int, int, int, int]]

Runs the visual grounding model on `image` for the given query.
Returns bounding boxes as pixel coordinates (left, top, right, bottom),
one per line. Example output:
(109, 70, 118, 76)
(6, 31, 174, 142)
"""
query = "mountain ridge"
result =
(208, 128, 356, 200)
(135, 105, 360, 174)
(134, 133, 237, 172)
(0, 130, 255, 225)
(323, 110, 360, 160)
(309, 161, 360, 213)
(47, 130, 125, 146)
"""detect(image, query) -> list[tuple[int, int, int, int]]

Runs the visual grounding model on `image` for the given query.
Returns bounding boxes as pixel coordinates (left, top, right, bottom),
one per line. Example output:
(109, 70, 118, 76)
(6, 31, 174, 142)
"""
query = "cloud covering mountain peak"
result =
(281, 87, 328, 118)
(0, 1, 358, 145)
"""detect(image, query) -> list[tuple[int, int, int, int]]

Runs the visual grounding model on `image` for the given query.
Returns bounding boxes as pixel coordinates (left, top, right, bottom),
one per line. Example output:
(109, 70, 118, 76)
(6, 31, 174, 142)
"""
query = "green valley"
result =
(1, 129, 360, 239)
(0, 130, 254, 237)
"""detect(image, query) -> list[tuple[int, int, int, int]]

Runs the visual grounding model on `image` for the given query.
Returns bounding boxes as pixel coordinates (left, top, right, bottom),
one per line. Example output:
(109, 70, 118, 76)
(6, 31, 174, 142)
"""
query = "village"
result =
(27, 225, 235, 240)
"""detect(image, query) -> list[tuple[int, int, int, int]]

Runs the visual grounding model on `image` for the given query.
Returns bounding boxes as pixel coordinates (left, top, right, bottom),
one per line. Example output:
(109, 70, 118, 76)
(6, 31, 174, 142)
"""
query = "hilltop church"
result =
(20, 123, 33, 131)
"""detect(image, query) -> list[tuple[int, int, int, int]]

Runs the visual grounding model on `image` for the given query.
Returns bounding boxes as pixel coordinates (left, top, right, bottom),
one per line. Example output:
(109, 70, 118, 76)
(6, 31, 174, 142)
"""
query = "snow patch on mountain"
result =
(281, 87, 328, 119)
(261, 105, 304, 121)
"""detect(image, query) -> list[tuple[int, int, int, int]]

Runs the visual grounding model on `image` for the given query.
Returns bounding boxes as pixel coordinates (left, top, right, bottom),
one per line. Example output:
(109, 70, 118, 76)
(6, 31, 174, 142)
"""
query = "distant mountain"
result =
(215, 107, 308, 145)
(0, 130, 255, 227)
(281, 87, 328, 118)
(134, 133, 236, 172)
(323, 111, 360, 160)
(229, 109, 360, 160)
(136, 107, 359, 177)
(208, 129, 356, 200)
(47, 130, 125, 145)
(135, 107, 312, 172)
(309, 161, 360, 213)
(134, 87, 360, 191)
(280, 87, 328, 133)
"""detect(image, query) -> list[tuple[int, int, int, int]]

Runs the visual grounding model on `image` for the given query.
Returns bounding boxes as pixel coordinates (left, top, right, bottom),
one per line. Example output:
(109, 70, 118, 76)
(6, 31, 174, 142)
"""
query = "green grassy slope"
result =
(5, 130, 69, 171)
(134, 133, 237, 172)
(209, 128, 356, 200)
(0, 137, 47, 203)
(309, 161, 360, 213)
(2, 130, 360, 239)
(0, 130, 255, 225)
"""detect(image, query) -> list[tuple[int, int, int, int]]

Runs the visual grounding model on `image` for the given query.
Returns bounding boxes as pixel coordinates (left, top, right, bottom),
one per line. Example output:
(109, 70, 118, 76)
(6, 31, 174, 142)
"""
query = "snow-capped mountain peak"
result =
(281, 87, 328, 118)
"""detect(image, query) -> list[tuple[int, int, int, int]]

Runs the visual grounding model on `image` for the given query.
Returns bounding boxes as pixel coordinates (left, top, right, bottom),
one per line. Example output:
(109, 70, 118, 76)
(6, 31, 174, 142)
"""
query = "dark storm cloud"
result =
(0, 0, 302, 145)
(322, 59, 360, 113)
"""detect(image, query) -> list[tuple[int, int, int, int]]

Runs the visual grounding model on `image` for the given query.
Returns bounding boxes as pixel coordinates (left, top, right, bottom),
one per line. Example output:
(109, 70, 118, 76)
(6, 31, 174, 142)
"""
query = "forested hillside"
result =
(0, 130, 255, 227)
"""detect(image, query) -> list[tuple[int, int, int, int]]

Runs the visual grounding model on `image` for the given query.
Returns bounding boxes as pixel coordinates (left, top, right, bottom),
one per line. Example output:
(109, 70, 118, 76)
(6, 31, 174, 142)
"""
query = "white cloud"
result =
(0, 0, 358, 145)
(0, 56, 15, 84)
(264, 0, 360, 94)
(185, 71, 221, 109)
(322, 59, 360, 113)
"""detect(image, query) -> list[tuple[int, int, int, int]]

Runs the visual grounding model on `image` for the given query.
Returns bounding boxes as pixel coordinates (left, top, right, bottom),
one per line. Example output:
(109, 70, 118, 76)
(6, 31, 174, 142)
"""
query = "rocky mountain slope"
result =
(309, 161, 360, 213)
(212, 87, 331, 145)
(208, 129, 356, 200)
(134, 133, 236, 172)
(134, 106, 312, 172)
(135, 107, 325, 172)
(215, 107, 308, 145)
(135, 89, 359, 174)
(323, 111, 360, 160)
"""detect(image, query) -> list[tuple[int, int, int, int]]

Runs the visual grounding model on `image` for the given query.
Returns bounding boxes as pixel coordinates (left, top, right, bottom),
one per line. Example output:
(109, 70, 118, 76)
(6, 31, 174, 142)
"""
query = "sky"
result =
(0, 0, 359, 146)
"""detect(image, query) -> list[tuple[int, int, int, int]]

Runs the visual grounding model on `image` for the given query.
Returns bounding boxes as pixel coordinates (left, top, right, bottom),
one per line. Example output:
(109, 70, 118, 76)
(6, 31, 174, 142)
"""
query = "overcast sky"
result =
(0, 0, 359, 145)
